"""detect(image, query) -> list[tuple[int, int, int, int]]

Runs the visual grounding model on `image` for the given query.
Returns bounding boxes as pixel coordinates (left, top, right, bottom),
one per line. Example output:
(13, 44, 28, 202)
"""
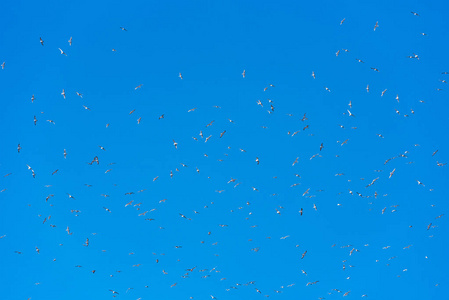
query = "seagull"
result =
(389, 168, 396, 178)
(61, 89, 66, 99)
(179, 73, 183, 79)
(1, 62, 4, 69)
(68, 37, 72, 46)
(312, 71, 315, 79)
(347, 109, 355, 117)
(135, 84, 143, 90)
(292, 157, 299, 166)
(120, 27, 127, 31)
(411, 11, 419, 16)
(40, 37, 44, 46)
(340, 18, 345, 25)
(242, 70, 246, 78)
(381, 89, 387, 96)
(374, 21, 379, 31)
(58, 48, 67, 56)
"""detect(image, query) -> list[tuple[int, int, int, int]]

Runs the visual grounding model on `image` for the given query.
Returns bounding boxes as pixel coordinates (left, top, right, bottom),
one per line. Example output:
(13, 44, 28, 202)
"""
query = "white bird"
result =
(58, 48, 67, 56)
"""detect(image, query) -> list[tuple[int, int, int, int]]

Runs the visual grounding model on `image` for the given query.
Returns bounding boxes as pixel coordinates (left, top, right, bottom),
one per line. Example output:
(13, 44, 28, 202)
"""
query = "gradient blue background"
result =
(1, 0, 448, 299)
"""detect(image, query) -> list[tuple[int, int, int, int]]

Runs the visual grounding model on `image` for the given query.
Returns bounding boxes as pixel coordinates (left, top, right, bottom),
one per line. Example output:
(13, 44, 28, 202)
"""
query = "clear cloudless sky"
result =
(1, 0, 448, 299)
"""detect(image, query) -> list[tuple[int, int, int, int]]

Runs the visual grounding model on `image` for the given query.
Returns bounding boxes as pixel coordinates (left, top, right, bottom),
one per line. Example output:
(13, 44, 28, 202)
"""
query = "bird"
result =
(61, 89, 66, 99)
(120, 27, 127, 31)
(40, 37, 44, 45)
(340, 18, 345, 25)
(292, 157, 299, 166)
(68, 37, 72, 45)
(374, 21, 379, 31)
(389, 168, 396, 178)
(58, 48, 67, 56)
(179, 73, 183, 79)
(242, 70, 245, 78)
(135, 84, 143, 90)
(411, 11, 420, 16)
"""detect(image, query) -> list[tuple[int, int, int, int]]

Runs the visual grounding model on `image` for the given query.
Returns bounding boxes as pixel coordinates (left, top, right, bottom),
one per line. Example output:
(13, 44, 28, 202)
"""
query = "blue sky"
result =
(1, 0, 448, 299)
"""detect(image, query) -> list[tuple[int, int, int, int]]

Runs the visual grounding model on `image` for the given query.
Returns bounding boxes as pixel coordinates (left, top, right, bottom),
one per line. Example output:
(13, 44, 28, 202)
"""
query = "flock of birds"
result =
(1, 10, 447, 300)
